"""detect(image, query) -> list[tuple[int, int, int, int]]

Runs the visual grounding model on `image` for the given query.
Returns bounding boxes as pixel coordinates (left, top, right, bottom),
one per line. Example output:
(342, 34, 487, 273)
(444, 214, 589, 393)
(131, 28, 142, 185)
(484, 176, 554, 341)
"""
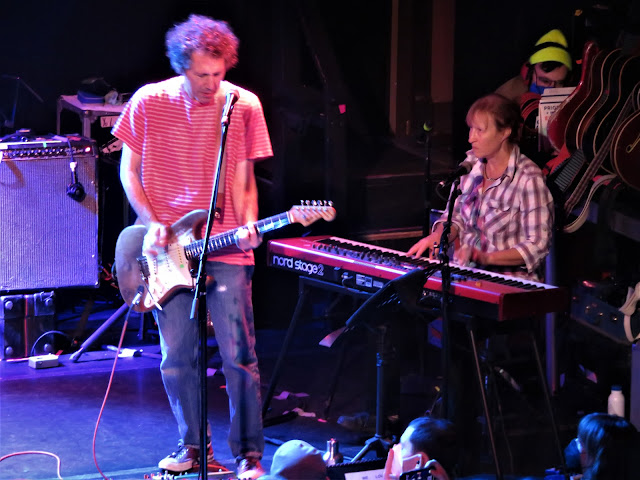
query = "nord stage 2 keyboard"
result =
(267, 236, 569, 321)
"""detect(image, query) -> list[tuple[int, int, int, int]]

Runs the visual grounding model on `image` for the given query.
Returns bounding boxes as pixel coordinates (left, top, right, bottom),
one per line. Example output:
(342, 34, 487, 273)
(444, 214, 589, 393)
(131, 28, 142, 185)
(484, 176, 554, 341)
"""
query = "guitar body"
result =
(546, 41, 599, 152)
(576, 52, 625, 154)
(115, 210, 208, 312)
(612, 109, 640, 191)
(564, 49, 614, 152)
(592, 58, 640, 171)
(114, 203, 336, 311)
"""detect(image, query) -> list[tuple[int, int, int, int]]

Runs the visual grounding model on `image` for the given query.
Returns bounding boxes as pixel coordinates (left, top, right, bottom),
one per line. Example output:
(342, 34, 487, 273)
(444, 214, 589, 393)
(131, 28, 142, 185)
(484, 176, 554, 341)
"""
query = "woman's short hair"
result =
(577, 412, 638, 480)
(466, 93, 523, 144)
(165, 14, 239, 74)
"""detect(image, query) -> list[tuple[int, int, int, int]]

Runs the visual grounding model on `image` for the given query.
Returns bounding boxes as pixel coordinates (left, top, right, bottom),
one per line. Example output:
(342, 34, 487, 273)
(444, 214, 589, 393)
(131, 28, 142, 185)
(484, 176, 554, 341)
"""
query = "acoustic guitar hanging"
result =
(612, 107, 640, 191)
(546, 41, 599, 152)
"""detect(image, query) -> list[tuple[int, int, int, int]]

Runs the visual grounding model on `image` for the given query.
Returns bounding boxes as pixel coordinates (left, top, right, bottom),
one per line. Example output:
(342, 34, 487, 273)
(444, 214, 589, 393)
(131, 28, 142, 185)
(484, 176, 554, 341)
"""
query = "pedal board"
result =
(148, 463, 233, 480)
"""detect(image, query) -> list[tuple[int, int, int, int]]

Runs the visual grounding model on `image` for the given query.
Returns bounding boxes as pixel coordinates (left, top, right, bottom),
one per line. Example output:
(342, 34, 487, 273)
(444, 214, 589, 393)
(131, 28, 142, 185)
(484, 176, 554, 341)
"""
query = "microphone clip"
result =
(221, 89, 239, 126)
(67, 161, 86, 202)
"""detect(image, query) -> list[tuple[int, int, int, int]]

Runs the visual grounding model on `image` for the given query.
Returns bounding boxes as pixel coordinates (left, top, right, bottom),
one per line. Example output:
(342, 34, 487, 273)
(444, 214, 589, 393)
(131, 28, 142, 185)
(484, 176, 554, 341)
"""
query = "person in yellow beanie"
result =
(496, 29, 573, 102)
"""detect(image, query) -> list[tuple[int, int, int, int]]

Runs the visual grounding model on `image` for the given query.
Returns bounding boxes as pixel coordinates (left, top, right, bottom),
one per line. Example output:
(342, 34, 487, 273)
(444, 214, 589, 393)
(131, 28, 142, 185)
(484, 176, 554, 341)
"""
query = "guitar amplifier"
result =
(570, 282, 639, 345)
(0, 134, 99, 291)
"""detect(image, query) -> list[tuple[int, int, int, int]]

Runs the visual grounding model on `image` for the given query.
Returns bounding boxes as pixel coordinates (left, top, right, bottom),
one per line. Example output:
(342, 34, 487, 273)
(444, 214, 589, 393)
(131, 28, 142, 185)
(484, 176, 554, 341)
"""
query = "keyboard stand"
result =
(465, 316, 566, 479)
(261, 276, 372, 425)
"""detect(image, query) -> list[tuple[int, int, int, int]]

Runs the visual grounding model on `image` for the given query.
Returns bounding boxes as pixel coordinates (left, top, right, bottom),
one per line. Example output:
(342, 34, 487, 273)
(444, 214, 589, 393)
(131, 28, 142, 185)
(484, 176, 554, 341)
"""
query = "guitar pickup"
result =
(137, 256, 150, 278)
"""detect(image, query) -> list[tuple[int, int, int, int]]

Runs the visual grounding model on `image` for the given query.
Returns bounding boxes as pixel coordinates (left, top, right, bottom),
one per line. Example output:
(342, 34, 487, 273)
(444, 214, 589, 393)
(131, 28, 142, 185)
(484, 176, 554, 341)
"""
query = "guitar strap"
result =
(619, 281, 640, 343)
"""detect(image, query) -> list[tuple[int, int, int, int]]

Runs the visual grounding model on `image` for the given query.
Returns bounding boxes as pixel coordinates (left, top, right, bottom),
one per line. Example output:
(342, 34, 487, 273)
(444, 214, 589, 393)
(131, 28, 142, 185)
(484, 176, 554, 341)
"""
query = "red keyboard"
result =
(267, 236, 569, 321)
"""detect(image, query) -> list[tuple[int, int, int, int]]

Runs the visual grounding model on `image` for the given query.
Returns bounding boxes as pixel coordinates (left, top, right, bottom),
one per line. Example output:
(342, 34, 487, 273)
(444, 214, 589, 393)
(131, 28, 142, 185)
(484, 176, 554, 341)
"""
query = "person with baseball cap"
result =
(260, 440, 328, 480)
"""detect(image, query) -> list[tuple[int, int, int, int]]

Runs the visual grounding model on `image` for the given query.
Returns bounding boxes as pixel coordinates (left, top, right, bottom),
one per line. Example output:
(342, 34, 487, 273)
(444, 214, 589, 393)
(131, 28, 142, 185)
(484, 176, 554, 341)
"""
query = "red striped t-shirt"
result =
(112, 77, 273, 265)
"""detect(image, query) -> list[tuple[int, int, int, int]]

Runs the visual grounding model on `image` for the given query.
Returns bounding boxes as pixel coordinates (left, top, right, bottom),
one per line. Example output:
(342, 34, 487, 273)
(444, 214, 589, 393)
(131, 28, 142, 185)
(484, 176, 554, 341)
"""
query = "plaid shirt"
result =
(436, 146, 554, 280)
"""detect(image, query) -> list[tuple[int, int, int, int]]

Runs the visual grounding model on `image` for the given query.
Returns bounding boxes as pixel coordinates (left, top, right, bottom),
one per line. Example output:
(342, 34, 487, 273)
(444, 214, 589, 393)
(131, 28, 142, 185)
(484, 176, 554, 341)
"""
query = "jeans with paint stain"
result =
(153, 262, 263, 460)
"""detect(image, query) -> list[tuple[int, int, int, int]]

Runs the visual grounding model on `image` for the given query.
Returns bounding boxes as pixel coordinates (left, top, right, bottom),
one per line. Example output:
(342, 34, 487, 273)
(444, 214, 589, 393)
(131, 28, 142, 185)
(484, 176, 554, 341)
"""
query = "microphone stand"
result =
(437, 178, 461, 420)
(0, 75, 44, 130)
(192, 94, 237, 479)
(422, 121, 433, 237)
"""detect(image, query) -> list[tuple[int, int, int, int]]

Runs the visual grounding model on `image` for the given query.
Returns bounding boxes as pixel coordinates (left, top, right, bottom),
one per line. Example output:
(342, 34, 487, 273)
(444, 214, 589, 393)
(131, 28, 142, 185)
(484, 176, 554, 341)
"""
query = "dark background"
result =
(3, 1, 635, 137)
(3, 0, 637, 192)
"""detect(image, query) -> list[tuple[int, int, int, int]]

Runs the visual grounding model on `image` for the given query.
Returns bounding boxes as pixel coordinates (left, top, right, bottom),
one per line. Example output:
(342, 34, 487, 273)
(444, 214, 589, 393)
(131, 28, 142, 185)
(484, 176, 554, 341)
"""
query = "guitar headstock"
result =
(289, 200, 336, 227)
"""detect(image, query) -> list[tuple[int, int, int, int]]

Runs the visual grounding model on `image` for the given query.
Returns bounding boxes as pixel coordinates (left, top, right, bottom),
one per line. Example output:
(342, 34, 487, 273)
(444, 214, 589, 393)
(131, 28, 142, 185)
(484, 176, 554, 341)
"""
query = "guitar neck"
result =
(185, 212, 291, 260)
(564, 93, 635, 214)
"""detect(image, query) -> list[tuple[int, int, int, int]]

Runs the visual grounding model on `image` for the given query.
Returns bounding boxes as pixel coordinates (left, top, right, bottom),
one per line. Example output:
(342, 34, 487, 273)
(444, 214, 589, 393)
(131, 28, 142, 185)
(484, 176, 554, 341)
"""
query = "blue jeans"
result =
(153, 262, 264, 460)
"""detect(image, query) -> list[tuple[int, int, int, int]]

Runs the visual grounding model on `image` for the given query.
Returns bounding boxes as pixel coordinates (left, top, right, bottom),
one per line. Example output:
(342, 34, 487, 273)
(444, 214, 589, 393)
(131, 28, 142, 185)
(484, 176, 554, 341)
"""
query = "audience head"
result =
(400, 416, 457, 476)
(527, 29, 572, 93)
(576, 412, 638, 480)
(261, 439, 328, 480)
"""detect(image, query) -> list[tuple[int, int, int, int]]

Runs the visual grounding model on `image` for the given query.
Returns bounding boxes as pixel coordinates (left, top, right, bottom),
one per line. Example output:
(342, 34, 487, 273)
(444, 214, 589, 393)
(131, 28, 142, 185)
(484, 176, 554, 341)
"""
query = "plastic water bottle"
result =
(608, 385, 625, 417)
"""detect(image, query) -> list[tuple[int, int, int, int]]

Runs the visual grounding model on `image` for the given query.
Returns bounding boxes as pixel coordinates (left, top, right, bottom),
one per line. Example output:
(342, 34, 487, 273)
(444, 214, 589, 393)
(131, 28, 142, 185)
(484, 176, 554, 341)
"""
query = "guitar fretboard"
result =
(184, 212, 291, 259)
(553, 149, 586, 192)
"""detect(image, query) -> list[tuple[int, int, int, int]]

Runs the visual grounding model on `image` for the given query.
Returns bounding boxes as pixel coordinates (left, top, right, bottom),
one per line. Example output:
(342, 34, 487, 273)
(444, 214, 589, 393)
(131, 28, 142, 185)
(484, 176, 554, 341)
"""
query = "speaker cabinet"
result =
(0, 292, 55, 359)
(0, 150, 99, 290)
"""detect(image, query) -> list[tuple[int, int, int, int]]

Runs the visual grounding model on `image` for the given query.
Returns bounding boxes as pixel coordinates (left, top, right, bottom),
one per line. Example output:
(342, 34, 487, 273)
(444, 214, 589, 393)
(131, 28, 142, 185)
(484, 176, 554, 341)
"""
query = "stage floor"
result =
(0, 298, 591, 480)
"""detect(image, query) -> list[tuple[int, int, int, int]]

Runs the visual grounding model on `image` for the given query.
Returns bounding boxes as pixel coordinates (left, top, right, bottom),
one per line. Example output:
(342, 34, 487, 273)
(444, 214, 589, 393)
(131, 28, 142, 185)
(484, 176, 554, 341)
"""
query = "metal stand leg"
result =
(352, 325, 392, 462)
(528, 330, 566, 471)
(323, 296, 369, 419)
(262, 277, 372, 424)
(69, 303, 128, 362)
(262, 280, 309, 420)
(468, 326, 503, 480)
(323, 337, 348, 419)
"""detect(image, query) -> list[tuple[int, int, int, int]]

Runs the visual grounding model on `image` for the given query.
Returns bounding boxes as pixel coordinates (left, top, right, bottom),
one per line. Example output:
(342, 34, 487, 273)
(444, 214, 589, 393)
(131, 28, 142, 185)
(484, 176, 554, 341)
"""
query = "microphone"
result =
(437, 160, 473, 189)
(494, 365, 522, 392)
(221, 88, 240, 125)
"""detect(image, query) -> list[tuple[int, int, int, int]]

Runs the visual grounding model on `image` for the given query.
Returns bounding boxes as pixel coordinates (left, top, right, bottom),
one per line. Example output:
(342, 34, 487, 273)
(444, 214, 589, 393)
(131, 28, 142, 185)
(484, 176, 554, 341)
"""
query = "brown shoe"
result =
(237, 457, 265, 480)
(158, 444, 214, 472)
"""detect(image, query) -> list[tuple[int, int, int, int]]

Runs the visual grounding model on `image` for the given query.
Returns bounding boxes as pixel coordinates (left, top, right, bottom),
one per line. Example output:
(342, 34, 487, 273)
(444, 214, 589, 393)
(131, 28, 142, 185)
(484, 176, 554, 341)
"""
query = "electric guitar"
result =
(563, 49, 608, 152)
(560, 85, 638, 232)
(574, 48, 622, 151)
(546, 41, 599, 152)
(545, 49, 615, 205)
(587, 56, 640, 168)
(114, 202, 336, 311)
(612, 105, 640, 191)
